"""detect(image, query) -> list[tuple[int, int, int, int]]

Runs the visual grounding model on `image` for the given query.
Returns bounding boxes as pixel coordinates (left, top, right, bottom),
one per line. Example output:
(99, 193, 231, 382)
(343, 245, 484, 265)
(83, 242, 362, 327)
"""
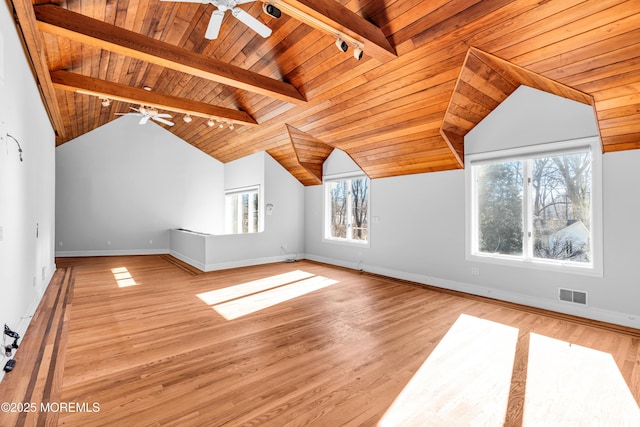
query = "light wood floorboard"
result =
(12, 256, 640, 425)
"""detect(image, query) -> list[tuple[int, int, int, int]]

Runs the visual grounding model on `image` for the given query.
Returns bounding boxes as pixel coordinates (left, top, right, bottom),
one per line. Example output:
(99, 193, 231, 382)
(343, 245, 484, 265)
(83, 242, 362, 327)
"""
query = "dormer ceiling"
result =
(10, 0, 640, 184)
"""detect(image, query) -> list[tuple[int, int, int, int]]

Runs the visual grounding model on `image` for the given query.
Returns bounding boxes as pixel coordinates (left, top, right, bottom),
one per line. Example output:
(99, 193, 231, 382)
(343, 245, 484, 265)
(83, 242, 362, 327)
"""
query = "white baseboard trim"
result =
(204, 255, 292, 272)
(168, 250, 206, 272)
(168, 250, 294, 272)
(304, 254, 640, 330)
(55, 249, 169, 257)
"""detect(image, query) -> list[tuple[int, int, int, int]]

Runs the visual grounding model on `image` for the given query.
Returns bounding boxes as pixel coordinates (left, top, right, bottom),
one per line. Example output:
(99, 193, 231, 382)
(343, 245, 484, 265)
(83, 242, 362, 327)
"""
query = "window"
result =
(324, 175, 369, 245)
(225, 186, 260, 234)
(466, 137, 602, 275)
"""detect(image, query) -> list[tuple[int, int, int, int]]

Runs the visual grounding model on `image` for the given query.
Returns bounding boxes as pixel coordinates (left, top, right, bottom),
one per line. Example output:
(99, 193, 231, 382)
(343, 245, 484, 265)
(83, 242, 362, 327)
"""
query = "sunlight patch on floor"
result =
(523, 333, 640, 426)
(111, 267, 137, 288)
(378, 314, 519, 427)
(196, 270, 314, 306)
(197, 271, 339, 320)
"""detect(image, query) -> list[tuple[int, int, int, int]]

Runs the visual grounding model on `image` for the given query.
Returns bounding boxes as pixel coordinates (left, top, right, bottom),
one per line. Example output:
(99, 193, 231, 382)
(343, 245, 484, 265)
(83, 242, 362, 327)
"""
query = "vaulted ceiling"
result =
(10, 0, 640, 184)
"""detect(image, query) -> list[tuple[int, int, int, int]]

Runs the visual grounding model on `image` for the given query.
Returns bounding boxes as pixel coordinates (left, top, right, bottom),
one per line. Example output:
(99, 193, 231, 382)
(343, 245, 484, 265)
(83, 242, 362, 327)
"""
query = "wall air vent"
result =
(559, 288, 588, 305)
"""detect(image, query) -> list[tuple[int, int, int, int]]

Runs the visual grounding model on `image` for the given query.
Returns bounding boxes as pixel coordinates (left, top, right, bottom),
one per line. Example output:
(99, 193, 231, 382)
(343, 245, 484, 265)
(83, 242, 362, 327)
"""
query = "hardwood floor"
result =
(10, 256, 640, 425)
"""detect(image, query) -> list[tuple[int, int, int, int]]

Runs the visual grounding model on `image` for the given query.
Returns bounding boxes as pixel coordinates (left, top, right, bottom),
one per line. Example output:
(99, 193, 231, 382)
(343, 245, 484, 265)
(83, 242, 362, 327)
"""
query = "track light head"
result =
(263, 3, 281, 18)
(229, 123, 235, 130)
(100, 98, 110, 107)
(183, 114, 192, 123)
(335, 38, 348, 53)
(353, 47, 363, 60)
(207, 118, 215, 127)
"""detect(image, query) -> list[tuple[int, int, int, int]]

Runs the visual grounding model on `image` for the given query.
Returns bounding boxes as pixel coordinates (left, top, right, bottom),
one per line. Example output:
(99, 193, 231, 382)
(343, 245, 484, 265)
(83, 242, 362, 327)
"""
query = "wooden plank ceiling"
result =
(11, 0, 640, 183)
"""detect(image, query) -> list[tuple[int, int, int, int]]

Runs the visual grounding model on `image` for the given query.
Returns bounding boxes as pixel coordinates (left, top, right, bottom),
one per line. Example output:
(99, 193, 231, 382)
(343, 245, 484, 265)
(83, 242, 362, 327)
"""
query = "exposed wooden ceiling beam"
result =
(269, 0, 396, 63)
(33, 4, 306, 105)
(50, 70, 258, 126)
(10, 0, 65, 137)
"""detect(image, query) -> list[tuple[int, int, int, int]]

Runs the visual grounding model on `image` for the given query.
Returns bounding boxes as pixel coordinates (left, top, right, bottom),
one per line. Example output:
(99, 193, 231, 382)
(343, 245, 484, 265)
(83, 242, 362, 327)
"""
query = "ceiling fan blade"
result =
(115, 112, 142, 116)
(139, 116, 150, 125)
(155, 113, 173, 118)
(205, 10, 225, 39)
(153, 117, 175, 126)
(232, 8, 271, 38)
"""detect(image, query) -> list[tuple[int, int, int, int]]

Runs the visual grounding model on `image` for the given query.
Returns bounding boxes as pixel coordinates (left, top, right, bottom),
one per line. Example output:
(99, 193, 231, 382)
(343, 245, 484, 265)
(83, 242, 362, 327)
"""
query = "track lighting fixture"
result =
(183, 114, 192, 123)
(353, 47, 363, 60)
(229, 123, 235, 130)
(335, 38, 348, 53)
(207, 118, 216, 127)
(100, 97, 111, 107)
(219, 122, 225, 128)
(263, 3, 281, 18)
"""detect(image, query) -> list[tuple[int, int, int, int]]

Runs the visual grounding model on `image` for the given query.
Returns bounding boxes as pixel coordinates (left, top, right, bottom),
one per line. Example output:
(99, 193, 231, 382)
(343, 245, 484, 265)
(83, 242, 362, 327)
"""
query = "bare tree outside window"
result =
(468, 137, 601, 274)
(325, 176, 369, 243)
(532, 152, 591, 262)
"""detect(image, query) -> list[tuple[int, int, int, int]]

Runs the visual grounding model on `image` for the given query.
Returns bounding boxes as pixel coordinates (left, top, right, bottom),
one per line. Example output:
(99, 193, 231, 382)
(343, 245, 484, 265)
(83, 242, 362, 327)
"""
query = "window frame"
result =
(224, 185, 262, 234)
(323, 172, 371, 247)
(465, 137, 603, 277)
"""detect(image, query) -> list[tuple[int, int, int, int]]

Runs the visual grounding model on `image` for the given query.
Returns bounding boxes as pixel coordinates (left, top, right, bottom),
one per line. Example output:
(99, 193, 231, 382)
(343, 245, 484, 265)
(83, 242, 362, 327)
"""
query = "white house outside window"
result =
(225, 186, 260, 234)
(324, 174, 369, 245)
(466, 137, 602, 276)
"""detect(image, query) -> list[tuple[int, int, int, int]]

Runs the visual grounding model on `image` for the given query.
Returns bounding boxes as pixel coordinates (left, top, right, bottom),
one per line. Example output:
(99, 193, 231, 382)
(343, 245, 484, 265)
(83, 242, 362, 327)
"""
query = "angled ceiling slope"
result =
(440, 47, 597, 166)
(267, 125, 335, 185)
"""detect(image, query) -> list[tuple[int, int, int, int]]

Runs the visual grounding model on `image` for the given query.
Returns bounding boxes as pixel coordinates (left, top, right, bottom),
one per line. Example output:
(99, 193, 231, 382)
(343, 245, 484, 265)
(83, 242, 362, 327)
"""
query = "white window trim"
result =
(323, 172, 371, 247)
(224, 185, 263, 234)
(465, 137, 603, 277)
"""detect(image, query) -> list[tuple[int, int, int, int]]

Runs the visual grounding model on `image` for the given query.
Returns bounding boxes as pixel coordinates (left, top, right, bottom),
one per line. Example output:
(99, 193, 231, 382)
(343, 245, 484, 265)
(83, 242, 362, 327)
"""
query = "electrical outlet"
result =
(471, 267, 480, 276)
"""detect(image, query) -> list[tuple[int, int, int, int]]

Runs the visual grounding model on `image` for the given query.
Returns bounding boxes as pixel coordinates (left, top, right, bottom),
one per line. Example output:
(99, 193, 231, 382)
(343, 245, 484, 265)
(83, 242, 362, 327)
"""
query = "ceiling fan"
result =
(115, 106, 175, 126)
(161, 0, 272, 40)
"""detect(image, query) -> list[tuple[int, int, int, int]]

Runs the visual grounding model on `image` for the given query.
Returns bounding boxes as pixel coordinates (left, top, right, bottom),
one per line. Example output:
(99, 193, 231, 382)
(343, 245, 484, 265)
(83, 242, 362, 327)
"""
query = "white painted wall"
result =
(0, 2, 56, 380)
(305, 87, 640, 328)
(202, 152, 305, 270)
(55, 116, 224, 256)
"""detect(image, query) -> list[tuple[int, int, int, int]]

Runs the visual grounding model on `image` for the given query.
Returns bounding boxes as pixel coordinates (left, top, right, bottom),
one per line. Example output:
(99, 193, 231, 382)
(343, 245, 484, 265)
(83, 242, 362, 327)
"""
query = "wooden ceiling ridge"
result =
(285, 124, 335, 183)
(440, 47, 600, 166)
(50, 70, 258, 126)
(33, 3, 307, 105)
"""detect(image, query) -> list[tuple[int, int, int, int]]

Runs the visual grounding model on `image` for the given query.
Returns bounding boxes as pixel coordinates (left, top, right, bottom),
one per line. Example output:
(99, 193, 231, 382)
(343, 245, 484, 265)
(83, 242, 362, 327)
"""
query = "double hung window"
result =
(324, 175, 370, 245)
(466, 137, 602, 275)
(225, 186, 260, 234)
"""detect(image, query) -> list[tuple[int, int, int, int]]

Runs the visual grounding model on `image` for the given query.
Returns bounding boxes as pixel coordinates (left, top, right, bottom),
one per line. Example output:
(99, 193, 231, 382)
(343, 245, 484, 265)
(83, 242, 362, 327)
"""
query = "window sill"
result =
(467, 252, 603, 277)
(323, 237, 370, 248)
